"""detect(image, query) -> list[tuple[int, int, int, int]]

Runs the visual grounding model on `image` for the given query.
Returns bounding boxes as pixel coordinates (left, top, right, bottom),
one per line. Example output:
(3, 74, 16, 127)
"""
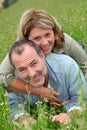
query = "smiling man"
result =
(8, 39, 87, 127)
(11, 41, 47, 88)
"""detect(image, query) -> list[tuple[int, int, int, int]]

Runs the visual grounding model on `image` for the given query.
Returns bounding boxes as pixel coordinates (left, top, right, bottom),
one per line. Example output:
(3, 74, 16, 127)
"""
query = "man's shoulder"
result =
(46, 53, 78, 68)
(46, 52, 74, 62)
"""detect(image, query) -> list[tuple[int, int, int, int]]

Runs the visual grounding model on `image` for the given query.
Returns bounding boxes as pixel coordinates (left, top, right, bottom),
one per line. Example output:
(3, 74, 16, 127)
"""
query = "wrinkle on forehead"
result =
(12, 45, 40, 69)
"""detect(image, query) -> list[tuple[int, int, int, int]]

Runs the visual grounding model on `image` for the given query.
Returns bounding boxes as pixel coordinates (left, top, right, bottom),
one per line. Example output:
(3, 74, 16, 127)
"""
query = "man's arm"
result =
(52, 64, 86, 125)
(64, 61, 87, 112)
(8, 92, 36, 130)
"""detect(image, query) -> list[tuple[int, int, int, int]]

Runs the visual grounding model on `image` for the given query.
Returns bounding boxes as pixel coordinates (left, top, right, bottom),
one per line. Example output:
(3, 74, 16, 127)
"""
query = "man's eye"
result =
(32, 62, 38, 66)
(33, 62, 37, 65)
(19, 68, 25, 72)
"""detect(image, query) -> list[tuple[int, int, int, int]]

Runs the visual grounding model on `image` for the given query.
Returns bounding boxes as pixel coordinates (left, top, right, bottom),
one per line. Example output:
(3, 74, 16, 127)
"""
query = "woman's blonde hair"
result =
(18, 9, 64, 49)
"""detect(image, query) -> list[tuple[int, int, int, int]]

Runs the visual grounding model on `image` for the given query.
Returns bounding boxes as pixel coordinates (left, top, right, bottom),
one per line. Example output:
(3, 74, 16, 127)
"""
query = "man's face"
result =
(12, 44, 47, 87)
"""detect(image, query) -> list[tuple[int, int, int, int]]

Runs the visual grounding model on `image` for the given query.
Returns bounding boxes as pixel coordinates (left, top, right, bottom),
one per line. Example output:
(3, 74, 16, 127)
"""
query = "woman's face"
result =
(29, 27, 55, 54)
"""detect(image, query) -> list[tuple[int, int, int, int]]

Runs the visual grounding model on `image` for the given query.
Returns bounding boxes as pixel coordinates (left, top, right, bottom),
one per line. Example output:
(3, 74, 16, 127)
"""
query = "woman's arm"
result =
(0, 54, 62, 104)
(0, 53, 15, 87)
(7, 77, 62, 105)
(64, 33, 87, 81)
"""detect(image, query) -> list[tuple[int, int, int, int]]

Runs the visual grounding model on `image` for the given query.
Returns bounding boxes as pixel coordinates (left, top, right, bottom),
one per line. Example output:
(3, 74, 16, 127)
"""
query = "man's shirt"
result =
(7, 53, 87, 120)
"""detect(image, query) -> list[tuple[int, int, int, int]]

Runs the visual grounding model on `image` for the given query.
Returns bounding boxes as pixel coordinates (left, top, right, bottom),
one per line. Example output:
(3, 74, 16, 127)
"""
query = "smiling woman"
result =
(29, 28, 55, 54)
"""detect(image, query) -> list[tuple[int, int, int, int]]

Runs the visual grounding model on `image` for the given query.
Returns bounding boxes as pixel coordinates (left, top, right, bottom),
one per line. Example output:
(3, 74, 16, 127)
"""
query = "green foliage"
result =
(14, 100, 66, 129)
(2, 0, 17, 8)
(0, 88, 13, 130)
(0, 0, 87, 129)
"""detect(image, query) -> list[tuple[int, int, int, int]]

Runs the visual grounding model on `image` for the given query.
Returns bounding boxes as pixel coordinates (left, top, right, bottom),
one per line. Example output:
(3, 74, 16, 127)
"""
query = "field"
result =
(0, 0, 87, 129)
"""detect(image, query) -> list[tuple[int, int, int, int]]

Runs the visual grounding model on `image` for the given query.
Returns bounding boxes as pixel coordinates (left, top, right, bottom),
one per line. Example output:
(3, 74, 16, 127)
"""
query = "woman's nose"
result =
(41, 38, 48, 45)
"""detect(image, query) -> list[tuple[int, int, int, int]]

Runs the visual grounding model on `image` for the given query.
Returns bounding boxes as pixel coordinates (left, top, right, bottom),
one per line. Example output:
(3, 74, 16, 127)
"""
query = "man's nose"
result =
(27, 68, 36, 77)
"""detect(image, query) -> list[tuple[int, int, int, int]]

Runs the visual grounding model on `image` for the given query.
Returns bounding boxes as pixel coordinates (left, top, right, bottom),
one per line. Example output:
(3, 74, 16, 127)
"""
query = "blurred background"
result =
(0, 0, 87, 63)
(0, 0, 87, 129)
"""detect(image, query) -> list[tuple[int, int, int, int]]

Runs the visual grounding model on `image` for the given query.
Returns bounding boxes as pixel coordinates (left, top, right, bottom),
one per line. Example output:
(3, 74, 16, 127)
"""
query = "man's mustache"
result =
(25, 72, 42, 83)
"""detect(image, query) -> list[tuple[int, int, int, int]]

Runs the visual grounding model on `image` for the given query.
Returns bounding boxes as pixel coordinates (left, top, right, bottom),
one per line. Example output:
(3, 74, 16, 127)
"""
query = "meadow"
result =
(0, 0, 87, 129)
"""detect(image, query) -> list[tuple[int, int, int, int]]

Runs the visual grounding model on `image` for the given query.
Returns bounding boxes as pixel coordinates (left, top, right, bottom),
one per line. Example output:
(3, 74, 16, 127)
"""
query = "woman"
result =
(0, 9, 87, 104)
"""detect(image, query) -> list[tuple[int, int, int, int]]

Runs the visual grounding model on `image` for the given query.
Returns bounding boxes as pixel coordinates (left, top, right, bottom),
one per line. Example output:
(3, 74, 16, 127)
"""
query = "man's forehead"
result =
(19, 44, 37, 54)
(22, 44, 33, 50)
(12, 44, 39, 66)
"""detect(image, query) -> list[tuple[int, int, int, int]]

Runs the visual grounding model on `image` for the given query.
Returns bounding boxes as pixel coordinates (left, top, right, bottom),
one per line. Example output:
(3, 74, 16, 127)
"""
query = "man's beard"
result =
(25, 72, 45, 87)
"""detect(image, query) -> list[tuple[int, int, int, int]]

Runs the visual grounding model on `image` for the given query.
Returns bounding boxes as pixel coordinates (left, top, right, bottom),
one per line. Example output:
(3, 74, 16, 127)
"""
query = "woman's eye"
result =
(34, 37, 40, 41)
(45, 33, 50, 37)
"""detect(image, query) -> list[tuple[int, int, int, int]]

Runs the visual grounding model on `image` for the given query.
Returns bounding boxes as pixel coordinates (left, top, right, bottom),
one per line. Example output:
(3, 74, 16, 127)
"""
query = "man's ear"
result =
(13, 66, 16, 71)
(12, 64, 16, 71)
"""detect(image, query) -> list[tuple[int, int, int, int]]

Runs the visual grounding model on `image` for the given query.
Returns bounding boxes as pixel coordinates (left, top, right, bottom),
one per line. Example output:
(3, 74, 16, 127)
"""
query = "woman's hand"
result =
(39, 87, 70, 106)
(52, 113, 71, 124)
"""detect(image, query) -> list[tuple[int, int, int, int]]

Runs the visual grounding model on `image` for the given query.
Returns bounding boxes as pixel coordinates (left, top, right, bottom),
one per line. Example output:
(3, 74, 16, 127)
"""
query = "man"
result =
(8, 39, 87, 127)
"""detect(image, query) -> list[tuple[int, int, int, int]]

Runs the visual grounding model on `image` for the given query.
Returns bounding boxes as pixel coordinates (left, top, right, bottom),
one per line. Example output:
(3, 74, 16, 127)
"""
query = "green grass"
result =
(0, 0, 87, 129)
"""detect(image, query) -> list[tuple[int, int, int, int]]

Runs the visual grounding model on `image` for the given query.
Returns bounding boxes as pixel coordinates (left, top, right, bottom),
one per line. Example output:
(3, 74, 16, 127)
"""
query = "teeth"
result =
(43, 46, 50, 51)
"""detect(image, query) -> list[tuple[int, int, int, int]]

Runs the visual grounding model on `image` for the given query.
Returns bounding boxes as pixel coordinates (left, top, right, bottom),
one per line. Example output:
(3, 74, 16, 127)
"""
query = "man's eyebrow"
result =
(18, 67, 25, 70)
(30, 59, 37, 65)
(17, 59, 38, 70)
